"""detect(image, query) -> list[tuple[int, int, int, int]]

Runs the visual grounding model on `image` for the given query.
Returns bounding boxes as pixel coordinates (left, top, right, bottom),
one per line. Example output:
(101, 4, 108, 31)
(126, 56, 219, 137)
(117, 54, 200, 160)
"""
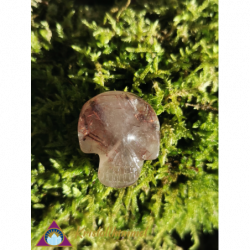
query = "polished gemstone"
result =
(78, 91, 160, 188)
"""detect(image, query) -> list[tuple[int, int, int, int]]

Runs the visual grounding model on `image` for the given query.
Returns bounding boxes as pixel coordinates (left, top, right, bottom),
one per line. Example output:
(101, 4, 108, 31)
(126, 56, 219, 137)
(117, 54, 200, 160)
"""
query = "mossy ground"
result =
(31, 0, 218, 249)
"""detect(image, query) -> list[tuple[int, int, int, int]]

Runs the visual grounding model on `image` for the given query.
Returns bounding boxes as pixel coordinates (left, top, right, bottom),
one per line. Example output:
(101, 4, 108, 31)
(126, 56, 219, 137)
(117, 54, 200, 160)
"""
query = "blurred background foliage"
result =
(31, 0, 218, 249)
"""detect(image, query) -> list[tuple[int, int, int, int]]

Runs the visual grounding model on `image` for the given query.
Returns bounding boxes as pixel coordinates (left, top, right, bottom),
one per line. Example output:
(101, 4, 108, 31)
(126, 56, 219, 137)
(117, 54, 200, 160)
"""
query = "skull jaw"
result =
(98, 156, 143, 188)
(101, 179, 139, 189)
(99, 176, 139, 188)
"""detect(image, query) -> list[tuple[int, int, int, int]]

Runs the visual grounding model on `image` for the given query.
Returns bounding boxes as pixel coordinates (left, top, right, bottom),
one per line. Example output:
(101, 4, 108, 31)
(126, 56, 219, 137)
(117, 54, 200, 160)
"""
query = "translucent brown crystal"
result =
(78, 91, 160, 188)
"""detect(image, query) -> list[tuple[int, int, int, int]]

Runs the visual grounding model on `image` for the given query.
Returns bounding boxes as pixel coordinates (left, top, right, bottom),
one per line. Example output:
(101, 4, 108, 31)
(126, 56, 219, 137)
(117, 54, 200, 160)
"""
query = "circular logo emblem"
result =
(44, 228, 64, 246)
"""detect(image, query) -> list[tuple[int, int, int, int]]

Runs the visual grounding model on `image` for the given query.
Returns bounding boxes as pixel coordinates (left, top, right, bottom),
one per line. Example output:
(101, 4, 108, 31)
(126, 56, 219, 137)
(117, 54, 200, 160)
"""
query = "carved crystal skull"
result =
(78, 91, 160, 188)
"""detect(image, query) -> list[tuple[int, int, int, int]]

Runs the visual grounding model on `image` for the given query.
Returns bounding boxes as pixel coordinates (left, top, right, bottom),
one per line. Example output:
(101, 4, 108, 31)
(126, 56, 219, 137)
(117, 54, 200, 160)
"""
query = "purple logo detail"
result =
(36, 220, 72, 247)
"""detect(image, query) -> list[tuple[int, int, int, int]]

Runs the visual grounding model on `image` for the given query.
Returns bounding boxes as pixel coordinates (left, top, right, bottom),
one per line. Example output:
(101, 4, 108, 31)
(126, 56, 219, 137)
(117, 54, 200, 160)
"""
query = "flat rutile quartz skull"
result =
(78, 91, 160, 188)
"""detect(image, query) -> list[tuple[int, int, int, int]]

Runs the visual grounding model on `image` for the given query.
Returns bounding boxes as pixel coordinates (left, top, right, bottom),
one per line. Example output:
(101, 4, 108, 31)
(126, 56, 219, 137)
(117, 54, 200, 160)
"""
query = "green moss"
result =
(31, 0, 218, 249)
